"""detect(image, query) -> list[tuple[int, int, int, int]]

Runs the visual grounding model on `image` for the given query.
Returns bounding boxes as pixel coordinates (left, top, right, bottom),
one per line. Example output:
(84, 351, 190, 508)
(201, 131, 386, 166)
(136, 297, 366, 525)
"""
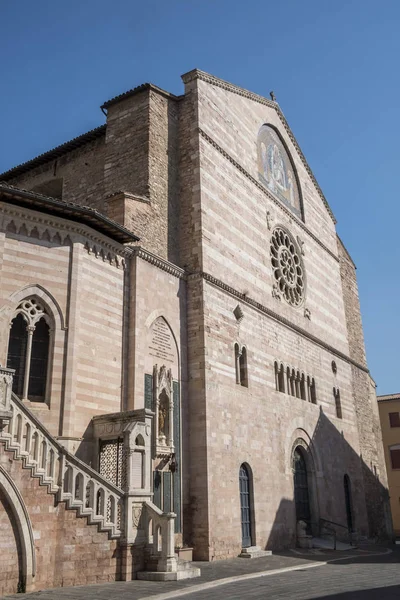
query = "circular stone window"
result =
(270, 227, 305, 307)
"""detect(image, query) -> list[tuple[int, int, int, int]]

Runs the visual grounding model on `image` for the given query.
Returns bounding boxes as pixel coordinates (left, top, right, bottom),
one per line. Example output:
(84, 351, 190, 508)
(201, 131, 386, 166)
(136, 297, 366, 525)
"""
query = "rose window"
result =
(270, 227, 305, 306)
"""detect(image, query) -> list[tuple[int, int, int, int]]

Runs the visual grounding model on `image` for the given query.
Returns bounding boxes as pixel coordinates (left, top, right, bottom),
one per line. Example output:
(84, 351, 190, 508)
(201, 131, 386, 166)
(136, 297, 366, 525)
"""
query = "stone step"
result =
(312, 536, 355, 551)
(137, 564, 201, 581)
(239, 546, 272, 558)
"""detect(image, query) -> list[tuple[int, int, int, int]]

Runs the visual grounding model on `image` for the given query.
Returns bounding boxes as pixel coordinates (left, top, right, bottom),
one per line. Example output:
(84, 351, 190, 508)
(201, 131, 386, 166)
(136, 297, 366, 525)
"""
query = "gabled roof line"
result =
(181, 69, 336, 224)
(0, 125, 106, 181)
(101, 82, 180, 109)
(377, 393, 400, 401)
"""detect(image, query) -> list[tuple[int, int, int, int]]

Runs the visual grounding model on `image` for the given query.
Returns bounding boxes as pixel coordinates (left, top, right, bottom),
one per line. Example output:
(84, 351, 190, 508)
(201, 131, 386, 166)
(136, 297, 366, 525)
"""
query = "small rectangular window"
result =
(389, 412, 400, 427)
(390, 448, 400, 469)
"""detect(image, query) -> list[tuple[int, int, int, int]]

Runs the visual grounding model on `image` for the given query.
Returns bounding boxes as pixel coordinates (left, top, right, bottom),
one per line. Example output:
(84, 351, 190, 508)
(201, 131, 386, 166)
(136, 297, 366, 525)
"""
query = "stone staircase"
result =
(0, 391, 124, 539)
(138, 500, 200, 580)
(0, 369, 200, 584)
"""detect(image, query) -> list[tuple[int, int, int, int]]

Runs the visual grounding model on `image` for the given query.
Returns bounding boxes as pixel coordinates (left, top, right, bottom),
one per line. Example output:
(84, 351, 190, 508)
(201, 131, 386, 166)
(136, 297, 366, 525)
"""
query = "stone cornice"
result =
(129, 246, 186, 279)
(198, 128, 339, 263)
(182, 69, 335, 224)
(189, 270, 369, 374)
(1, 203, 130, 261)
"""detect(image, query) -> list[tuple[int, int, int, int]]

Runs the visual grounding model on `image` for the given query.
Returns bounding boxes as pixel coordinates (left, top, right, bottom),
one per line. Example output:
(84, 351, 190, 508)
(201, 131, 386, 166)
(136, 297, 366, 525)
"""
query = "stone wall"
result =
(0, 487, 23, 595)
(0, 203, 126, 450)
(180, 72, 377, 557)
(6, 135, 106, 212)
(0, 442, 122, 596)
(197, 280, 369, 559)
(337, 237, 391, 538)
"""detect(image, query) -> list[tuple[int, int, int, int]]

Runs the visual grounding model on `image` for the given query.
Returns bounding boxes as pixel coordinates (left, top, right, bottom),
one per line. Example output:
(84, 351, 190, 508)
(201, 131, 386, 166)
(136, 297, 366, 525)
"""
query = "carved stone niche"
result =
(153, 364, 174, 457)
(0, 366, 14, 426)
(92, 408, 153, 498)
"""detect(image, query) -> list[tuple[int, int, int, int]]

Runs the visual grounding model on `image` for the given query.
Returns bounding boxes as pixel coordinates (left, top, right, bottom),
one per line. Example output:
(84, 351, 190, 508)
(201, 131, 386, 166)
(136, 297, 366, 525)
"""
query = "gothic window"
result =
(239, 348, 248, 387)
(6, 298, 52, 403)
(235, 344, 248, 387)
(334, 388, 342, 419)
(310, 378, 317, 405)
(300, 373, 306, 400)
(274, 362, 285, 393)
(270, 227, 305, 307)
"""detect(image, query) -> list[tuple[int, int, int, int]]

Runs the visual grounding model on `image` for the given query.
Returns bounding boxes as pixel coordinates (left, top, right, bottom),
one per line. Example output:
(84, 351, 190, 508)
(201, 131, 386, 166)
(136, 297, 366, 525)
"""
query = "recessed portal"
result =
(293, 447, 311, 528)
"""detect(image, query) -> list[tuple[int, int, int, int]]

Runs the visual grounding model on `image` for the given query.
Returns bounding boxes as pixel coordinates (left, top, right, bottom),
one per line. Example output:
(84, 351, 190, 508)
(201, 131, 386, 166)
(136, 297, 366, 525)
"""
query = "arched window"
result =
(334, 388, 342, 419)
(290, 369, 296, 396)
(275, 362, 285, 393)
(239, 347, 248, 387)
(6, 298, 52, 402)
(310, 378, 317, 404)
(300, 374, 306, 400)
(235, 344, 248, 387)
(278, 364, 285, 392)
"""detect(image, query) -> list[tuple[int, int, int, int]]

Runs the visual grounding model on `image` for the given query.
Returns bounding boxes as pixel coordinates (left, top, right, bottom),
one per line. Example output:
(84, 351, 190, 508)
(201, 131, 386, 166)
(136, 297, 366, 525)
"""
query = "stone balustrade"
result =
(0, 391, 124, 537)
(0, 372, 183, 576)
(144, 500, 177, 572)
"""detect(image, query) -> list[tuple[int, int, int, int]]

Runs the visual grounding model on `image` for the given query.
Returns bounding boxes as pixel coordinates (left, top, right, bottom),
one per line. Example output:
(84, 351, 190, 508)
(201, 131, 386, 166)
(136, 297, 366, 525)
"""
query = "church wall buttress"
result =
(337, 236, 392, 539)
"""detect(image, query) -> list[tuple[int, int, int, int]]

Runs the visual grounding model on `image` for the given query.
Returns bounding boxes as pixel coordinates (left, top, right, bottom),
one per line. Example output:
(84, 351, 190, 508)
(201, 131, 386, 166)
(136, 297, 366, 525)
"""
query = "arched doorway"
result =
(239, 464, 252, 548)
(0, 488, 24, 594)
(344, 475, 354, 532)
(293, 447, 311, 528)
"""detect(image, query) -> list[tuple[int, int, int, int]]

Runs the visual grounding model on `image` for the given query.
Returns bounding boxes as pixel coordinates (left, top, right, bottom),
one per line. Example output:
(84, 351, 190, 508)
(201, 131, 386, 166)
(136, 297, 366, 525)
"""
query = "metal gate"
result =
(99, 438, 125, 489)
(293, 448, 311, 525)
(239, 464, 252, 548)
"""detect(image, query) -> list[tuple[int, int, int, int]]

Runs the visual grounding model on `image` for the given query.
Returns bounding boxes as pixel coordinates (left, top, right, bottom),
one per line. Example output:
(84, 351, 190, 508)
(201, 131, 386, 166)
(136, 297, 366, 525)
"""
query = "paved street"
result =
(2, 546, 400, 600)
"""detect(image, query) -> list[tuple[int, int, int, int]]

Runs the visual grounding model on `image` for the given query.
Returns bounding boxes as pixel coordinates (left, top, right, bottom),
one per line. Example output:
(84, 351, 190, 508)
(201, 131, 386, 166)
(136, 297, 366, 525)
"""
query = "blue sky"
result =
(1, 0, 399, 394)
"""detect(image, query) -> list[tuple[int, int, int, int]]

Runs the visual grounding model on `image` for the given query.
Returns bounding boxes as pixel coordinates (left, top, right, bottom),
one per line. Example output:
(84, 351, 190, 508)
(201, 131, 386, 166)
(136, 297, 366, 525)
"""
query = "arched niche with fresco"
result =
(257, 124, 303, 220)
(145, 316, 179, 457)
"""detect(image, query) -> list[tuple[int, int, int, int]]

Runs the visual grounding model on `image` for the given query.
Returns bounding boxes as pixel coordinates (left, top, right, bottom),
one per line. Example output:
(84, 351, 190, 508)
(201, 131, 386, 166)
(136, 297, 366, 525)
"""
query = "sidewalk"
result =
(2, 545, 394, 600)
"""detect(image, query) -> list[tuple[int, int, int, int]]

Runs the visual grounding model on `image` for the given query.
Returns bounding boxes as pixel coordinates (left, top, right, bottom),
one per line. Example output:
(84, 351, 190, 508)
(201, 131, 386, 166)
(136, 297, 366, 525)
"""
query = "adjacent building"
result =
(0, 70, 392, 595)
(378, 394, 400, 536)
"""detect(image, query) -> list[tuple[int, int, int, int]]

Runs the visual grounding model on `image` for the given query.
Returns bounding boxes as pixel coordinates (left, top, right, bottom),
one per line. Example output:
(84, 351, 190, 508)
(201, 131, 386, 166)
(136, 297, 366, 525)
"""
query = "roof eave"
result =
(0, 183, 139, 244)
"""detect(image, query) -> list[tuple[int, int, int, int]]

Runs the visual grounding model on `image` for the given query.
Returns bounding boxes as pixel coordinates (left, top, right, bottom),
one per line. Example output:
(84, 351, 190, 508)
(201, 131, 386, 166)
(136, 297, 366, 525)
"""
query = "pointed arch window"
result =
(235, 344, 248, 387)
(334, 388, 342, 419)
(6, 298, 52, 403)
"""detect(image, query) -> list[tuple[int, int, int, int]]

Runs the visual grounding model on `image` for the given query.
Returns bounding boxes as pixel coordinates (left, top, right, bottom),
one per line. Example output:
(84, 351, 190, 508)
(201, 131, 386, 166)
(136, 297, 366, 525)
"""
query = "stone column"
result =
(22, 325, 35, 400)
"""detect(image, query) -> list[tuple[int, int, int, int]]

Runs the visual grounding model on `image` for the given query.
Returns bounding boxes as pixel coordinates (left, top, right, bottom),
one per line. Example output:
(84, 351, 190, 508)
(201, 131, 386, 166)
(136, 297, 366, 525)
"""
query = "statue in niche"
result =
(158, 389, 169, 445)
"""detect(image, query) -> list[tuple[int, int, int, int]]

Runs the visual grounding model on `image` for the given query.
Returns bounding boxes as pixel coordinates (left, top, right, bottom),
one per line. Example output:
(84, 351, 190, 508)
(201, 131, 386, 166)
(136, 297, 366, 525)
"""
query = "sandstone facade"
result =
(0, 70, 391, 594)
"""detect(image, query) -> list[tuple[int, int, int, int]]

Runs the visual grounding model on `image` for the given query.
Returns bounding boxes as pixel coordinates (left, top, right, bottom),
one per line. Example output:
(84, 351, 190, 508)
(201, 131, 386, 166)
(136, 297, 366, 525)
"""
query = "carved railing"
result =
(144, 500, 177, 572)
(0, 367, 180, 571)
(0, 388, 123, 538)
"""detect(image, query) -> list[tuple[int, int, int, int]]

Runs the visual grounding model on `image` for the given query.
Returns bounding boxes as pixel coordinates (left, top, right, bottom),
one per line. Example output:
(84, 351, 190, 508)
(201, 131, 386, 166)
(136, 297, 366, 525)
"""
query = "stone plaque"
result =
(149, 318, 176, 364)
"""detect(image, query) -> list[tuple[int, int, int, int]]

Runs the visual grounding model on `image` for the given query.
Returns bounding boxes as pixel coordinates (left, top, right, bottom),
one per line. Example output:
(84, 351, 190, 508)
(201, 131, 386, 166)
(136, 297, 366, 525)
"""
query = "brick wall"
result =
(0, 442, 127, 596)
(7, 135, 106, 212)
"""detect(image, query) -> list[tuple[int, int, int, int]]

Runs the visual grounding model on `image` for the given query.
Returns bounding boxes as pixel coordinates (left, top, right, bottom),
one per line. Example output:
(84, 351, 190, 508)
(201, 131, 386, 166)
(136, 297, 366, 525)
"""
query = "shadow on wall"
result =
(266, 407, 393, 550)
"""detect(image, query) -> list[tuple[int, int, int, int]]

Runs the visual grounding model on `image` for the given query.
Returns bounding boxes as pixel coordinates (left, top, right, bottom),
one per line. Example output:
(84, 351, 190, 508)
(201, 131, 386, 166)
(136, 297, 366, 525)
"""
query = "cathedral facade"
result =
(0, 70, 391, 594)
